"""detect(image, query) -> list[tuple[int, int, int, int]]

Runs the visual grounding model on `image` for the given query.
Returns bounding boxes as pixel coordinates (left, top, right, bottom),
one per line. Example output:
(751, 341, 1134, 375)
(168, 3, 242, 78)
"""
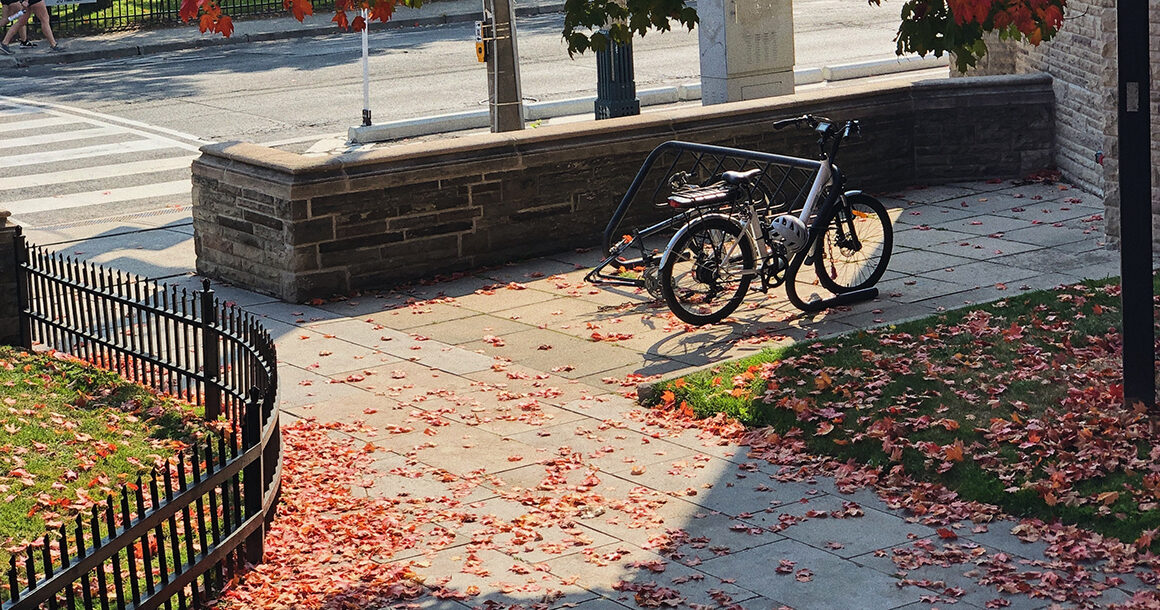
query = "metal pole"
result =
(361, 8, 371, 126)
(1117, 0, 1155, 409)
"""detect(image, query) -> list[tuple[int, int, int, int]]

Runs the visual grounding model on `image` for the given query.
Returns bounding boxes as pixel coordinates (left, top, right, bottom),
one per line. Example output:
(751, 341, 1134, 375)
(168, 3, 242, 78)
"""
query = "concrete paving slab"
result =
(462, 364, 613, 408)
(1000, 220, 1108, 249)
(886, 249, 978, 276)
(747, 493, 936, 559)
(405, 420, 542, 477)
(458, 328, 643, 380)
(510, 421, 699, 477)
(940, 213, 1048, 237)
(697, 537, 926, 609)
(272, 327, 391, 377)
(895, 204, 984, 227)
(994, 243, 1119, 274)
(875, 274, 970, 305)
(914, 259, 1039, 291)
(891, 184, 984, 204)
(408, 546, 597, 609)
(366, 300, 481, 331)
(923, 234, 1042, 261)
(414, 313, 537, 347)
(543, 543, 764, 609)
(895, 225, 979, 250)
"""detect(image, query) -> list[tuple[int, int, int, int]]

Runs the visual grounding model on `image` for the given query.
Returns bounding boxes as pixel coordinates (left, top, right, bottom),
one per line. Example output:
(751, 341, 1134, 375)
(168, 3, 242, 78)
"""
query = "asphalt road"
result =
(0, 0, 902, 145)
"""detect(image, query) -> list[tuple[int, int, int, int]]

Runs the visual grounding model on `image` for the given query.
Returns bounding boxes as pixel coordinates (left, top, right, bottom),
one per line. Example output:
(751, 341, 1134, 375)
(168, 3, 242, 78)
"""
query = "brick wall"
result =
(192, 74, 1055, 302)
(0, 211, 23, 346)
(964, 0, 1160, 249)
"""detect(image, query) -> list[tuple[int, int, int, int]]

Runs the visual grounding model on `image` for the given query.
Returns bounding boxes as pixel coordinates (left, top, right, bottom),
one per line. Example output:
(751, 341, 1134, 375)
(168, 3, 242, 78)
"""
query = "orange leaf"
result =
(944, 439, 964, 462)
(331, 9, 349, 28)
(936, 527, 958, 540)
(673, 378, 687, 389)
(1096, 491, 1120, 506)
(291, 0, 314, 22)
(660, 390, 676, 406)
(370, 0, 394, 21)
(215, 15, 234, 36)
(179, 0, 202, 21)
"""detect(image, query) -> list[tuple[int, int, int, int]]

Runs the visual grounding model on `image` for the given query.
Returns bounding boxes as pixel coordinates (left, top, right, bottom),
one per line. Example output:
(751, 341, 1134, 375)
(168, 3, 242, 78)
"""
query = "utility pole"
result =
(482, 0, 523, 132)
(1117, 0, 1155, 409)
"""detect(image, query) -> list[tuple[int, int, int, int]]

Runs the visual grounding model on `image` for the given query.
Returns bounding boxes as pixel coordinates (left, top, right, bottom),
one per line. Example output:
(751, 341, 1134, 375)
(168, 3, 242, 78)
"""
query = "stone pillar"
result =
(0, 210, 24, 347)
(699, 0, 795, 104)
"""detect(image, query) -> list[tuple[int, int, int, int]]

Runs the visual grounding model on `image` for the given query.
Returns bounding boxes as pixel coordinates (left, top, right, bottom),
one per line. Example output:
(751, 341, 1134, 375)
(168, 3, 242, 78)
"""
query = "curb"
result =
(348, 58, 948, 143)
(2, 2, 566, 69)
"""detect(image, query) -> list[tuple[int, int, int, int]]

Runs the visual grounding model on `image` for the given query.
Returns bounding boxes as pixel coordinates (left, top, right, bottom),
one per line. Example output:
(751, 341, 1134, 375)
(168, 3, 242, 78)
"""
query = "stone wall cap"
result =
(199, 141, 345, 175)
(912, 72, 1053, 89)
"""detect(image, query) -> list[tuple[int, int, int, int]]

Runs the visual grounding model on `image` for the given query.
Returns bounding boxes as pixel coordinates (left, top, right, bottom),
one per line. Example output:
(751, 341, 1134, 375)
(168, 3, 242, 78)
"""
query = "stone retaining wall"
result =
(192, 73, 1055, 302)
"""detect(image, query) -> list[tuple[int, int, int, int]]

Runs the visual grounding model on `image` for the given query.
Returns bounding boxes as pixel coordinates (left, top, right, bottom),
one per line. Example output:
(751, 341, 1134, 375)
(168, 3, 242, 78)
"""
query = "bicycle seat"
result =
(721, 169, 762, 186)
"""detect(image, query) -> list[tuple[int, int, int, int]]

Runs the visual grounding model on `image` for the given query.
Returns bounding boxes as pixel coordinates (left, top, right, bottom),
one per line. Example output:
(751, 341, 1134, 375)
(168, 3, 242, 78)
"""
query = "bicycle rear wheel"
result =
(814, 193, 893, 293)
(660, 216, 754, 326)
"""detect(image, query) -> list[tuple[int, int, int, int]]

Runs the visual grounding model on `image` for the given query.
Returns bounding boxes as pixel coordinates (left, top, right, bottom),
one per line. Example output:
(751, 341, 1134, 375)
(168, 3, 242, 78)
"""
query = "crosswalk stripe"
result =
(0, 156, 195, 192)
(0, 126, 128, 150)
(0, 105, 41, 117)
(0, 117, 78, 133)
(10, 180, 191, 214)
(1, 139, 178, 168)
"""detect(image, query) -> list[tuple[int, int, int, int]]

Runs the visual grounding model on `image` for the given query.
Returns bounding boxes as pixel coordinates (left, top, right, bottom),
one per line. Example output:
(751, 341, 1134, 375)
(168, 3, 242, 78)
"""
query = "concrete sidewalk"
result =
(19, 175, 1142, 609)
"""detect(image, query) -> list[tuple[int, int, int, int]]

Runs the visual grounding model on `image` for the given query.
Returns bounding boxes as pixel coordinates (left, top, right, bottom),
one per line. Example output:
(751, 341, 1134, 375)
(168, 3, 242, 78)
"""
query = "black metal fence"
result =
(36, 0, 333, 37)
(4, 236, 281, 609)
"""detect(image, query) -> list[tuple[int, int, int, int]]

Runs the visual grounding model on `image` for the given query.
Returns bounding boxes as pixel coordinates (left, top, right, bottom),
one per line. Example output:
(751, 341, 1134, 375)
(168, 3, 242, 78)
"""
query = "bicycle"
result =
(656, 115, 893, 325)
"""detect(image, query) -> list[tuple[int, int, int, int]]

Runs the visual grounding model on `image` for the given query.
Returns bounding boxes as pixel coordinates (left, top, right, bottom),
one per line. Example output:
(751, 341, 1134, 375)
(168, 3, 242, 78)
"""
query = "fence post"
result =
(0, 211, 29, 348)
(199, 278, 221, 421)
(243, 387, 264, 564)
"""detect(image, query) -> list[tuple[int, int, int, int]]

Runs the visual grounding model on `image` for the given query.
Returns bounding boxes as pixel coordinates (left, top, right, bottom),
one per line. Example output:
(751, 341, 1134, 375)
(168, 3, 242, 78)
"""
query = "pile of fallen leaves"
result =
(0, 346, 205, 571)
(653, 279, 1160, 548)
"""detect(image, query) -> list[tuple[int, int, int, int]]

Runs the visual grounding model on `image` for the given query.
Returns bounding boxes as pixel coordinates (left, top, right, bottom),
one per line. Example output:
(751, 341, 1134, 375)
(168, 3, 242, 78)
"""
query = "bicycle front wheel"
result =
(660, 216, 754, 326)
(814, 193, 893, 293)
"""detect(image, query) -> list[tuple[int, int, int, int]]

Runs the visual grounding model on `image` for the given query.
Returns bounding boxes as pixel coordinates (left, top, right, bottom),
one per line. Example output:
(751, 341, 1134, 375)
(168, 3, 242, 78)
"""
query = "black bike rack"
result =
(586, 140, 880, 313)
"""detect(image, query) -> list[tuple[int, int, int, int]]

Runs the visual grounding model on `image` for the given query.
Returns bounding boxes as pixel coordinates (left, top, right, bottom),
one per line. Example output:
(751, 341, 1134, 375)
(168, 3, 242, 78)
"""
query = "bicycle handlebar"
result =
(772, 114, 861, 160)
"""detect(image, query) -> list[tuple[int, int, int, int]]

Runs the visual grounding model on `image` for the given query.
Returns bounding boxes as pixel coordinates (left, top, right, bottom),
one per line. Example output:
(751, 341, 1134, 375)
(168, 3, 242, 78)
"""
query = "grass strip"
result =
(0, 346, 207, 569)
(647, 276, 1160, 547)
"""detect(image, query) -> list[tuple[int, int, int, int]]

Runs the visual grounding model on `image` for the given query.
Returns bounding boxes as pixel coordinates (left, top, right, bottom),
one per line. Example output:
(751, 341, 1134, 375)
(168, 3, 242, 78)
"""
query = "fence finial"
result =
(201, 277, 212, 293)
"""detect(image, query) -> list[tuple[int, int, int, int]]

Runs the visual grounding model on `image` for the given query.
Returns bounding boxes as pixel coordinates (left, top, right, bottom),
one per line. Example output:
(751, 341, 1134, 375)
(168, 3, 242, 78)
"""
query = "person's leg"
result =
(28, 0, 52, 47)
(1, 1, 31, 47)
(6, 1, 29, 45)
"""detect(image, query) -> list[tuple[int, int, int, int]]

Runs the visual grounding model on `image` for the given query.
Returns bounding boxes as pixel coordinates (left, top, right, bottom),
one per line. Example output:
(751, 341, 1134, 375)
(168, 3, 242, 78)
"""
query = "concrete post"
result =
(484, 0, 524, 132)
(0, 210, 23, 347)
(699, 0, 795, 104)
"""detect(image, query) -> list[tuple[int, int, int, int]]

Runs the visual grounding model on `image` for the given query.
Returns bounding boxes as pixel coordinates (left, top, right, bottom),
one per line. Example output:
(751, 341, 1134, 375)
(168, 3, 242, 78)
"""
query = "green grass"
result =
(649, 276, 1160, 546)
(0, 346, 207, 570)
